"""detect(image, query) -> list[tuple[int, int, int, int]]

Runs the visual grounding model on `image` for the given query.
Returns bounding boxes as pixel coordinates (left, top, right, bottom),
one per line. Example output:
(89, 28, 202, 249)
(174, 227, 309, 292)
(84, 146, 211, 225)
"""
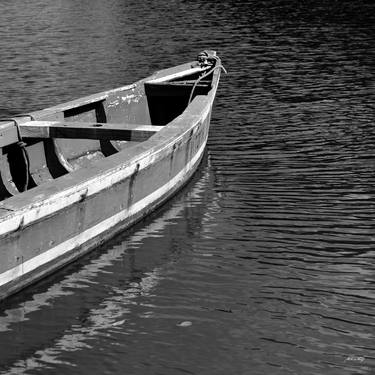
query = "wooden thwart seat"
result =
(19, 121, 163, 142)
(0, 120, 163, 147)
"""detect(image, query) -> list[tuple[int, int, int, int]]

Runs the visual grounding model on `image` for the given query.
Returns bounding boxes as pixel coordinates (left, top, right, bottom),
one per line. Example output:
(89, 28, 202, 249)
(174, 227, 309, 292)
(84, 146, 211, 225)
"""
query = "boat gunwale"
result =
(28, 62, 205, 118)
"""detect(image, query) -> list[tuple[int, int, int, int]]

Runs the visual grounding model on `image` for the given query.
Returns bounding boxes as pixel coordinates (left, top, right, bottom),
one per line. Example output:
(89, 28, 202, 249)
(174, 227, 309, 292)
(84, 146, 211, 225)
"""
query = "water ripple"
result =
(0, 0, 375, 374)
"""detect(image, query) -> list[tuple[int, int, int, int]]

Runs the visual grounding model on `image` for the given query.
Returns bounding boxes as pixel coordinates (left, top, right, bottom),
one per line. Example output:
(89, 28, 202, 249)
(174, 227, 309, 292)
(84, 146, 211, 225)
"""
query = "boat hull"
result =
(0, 105, 213, 301)
(0, 55, 221, 301)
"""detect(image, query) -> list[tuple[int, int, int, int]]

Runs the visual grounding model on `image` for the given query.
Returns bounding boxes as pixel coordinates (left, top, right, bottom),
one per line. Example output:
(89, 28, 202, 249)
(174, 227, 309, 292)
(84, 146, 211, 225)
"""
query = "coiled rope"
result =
(188, 54, 227, 105)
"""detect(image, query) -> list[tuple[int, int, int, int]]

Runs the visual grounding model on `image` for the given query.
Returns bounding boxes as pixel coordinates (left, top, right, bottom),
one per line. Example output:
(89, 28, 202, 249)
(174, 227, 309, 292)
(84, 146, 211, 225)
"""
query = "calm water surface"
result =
(0, 1, 374, 374)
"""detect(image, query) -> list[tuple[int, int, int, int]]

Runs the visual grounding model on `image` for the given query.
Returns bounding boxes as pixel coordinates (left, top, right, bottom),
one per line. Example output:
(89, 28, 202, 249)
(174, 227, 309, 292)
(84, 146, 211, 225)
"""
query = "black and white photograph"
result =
(0, 1, 374, 374)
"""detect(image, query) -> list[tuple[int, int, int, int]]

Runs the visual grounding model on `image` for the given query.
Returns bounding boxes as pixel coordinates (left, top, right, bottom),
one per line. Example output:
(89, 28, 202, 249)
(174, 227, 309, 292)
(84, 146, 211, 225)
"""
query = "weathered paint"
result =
(19, 120, 163, 141)
(0, 56, 221, 300)
(0, 138, 207, 289)
(0, 115, 210, 299)
(147, 66, 206, 84)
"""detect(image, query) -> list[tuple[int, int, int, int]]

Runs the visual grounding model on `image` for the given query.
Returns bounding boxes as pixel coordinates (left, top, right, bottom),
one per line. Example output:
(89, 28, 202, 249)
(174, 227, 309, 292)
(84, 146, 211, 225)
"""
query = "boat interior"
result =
(0, 64, 216, 202)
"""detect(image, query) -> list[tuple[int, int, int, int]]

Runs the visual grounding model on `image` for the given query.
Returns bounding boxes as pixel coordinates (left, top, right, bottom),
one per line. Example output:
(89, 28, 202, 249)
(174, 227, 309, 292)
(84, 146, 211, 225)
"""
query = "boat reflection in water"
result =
(0, 156, 218, 373)
(0, 51, 222, 301)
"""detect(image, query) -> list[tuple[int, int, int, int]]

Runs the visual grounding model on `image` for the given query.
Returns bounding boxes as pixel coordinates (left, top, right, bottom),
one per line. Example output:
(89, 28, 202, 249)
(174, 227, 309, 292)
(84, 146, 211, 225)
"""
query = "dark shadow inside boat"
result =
(0, 69, 214, 203)
(144, 71, 213, 125)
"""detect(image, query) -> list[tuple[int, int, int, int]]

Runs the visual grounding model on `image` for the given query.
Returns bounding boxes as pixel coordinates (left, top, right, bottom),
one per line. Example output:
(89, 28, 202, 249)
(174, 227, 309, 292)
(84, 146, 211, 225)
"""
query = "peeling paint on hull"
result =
(0, 135, 207, 299)
(0, 55, 221, 301)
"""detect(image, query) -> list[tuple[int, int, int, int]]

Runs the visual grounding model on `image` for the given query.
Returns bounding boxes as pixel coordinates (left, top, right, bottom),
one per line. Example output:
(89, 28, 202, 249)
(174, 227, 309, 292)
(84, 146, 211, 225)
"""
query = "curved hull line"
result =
(0, 139, 207, 288)
(0, 119, 203, 237)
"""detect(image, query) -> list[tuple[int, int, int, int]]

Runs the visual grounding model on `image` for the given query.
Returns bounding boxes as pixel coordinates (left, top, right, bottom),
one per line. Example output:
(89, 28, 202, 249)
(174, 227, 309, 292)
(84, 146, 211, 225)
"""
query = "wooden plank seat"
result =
(19, 121, 164, 142)
(1, 120, 163, 147)
(0, 120, 163, 197)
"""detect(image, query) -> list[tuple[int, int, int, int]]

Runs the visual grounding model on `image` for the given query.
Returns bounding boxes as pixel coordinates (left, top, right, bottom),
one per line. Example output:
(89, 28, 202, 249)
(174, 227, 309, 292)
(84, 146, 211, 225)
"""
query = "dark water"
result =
(1, 1, 375, 374)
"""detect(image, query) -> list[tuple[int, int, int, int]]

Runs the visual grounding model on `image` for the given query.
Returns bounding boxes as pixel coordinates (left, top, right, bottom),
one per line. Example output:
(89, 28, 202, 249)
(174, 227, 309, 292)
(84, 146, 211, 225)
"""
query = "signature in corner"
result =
(346, 355, 365, 363)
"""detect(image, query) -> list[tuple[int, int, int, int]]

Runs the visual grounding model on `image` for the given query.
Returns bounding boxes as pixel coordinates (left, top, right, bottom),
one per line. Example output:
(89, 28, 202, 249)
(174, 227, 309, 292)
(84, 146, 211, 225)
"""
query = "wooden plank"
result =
(19, 121, 164, 142)
(147, 66, 207, 83)
(0, 121, 19, 148)
(29, 84, 136, 120)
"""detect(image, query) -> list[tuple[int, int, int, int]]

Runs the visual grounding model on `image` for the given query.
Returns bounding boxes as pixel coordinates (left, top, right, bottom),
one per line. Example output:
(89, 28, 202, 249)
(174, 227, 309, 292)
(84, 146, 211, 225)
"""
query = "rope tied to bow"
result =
(188, 51, 227, 105)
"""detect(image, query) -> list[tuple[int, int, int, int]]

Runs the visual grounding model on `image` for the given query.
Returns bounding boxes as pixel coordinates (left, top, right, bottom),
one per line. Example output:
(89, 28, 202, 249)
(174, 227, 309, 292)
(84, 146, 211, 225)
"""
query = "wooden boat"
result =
(0, 51, 223, 301)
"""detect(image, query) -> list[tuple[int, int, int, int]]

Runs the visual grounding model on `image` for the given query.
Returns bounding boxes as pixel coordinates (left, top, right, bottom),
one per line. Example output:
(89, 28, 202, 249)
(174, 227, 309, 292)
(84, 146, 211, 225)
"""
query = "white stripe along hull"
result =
(0, 108, 211, 300)
(0, 54, 221, 301)
(0, 140, 206, 289)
